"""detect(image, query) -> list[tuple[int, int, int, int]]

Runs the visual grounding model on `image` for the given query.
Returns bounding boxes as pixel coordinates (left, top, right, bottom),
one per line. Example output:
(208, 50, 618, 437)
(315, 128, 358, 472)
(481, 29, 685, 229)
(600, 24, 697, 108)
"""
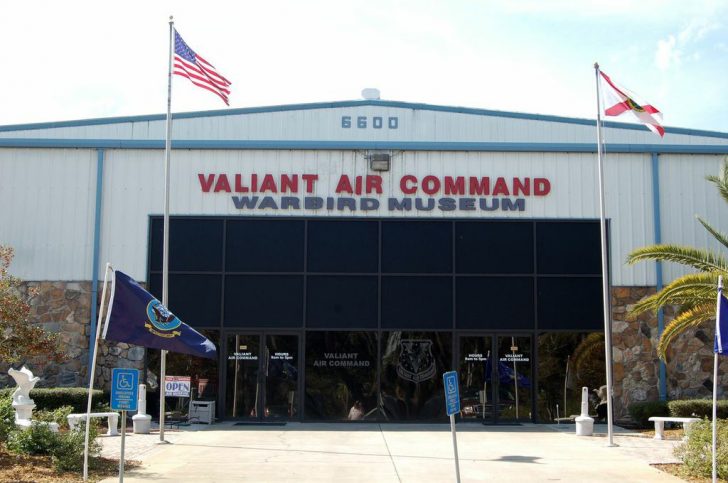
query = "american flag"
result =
(173, 30, 231, 105)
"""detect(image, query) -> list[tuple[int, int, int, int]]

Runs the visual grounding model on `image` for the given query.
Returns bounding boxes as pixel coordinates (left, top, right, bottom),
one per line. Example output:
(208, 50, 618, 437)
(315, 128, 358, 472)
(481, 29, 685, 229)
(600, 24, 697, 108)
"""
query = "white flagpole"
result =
(159, 15, 174, 443)
(713, 275, 722, 483)
(83, 263, 113, 481)
(594, 63, 616, 447)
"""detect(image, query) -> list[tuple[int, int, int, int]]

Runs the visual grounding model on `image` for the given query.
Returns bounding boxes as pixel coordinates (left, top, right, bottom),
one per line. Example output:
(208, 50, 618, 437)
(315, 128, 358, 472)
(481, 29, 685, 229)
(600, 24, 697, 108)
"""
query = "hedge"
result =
(628, 400, 669, 428)
(669, 399, 728, 419)
(0, 388, 105, 413)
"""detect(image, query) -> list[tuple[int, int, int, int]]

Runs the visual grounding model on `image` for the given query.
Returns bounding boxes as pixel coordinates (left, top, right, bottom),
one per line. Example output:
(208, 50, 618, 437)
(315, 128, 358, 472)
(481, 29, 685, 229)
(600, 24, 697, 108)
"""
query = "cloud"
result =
(655, 35, 679, 70)
(654, 17, 721, 71)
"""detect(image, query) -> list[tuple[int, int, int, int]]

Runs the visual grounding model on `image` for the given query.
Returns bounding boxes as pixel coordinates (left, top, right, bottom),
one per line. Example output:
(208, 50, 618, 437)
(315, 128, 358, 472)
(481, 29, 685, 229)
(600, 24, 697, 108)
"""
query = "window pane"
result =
(380, 331, 452, 420)
(456, 277, 534, 330)
(306, 276, 378, 328)
(150, 218, 224, 272)
(536, 332, 605, 422)
(225, 219, 304, 272)
(537, 277, 603, 330)
(304, 331, 378, 421)
(381, 277, 452, 329)
(149, 274, 221, 327)
(307, 221, 378, 273)
(455, 221, 533, 274)
(224, 275, 303, 328)
(536, 222, 601, 274)
(382, 221, 452, 273)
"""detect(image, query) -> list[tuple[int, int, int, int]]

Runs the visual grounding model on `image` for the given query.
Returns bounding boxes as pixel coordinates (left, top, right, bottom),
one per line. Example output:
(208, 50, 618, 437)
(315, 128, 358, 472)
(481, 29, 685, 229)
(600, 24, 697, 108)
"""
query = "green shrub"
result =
(34, 405, 74, 430)
(628, 400, 670, 428)
(0, 387, 104, 412)
(7, 420, 101, 472)
(0, 394, 15, 442)
(7, 421, 59, 455)
(52, 421, 101, 472)
(669, 399, 728, 419)
(675, 418, 728, 479)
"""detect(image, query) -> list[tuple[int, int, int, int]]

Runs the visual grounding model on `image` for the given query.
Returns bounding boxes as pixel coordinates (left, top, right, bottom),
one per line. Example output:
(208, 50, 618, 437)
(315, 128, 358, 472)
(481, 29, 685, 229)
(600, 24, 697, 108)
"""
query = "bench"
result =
(648, 416, 700, 440)
(67, 412, 120, 436)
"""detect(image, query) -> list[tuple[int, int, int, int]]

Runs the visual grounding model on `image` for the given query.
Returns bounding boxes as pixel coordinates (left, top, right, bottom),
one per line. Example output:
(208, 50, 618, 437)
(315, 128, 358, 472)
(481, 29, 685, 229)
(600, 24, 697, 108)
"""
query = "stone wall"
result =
(0, 281, 143, 390)
(612, 285, 728, 419)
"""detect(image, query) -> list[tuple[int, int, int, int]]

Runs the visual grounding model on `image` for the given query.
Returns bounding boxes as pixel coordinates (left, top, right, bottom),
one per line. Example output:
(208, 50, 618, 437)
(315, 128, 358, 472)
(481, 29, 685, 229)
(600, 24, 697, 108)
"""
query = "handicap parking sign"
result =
(443, 371, 460, 416)
(111, 368, 139, 411)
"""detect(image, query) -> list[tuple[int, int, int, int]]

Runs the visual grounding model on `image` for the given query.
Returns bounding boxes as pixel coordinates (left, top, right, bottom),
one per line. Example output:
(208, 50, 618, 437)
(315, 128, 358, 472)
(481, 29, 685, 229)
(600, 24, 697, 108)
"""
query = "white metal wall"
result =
(659, 154, 728, 283)
(97, 149, 655, 285)
(0, 148, 96, 280)
(4, 146, 724, 287)
(1, 105, 726, 146)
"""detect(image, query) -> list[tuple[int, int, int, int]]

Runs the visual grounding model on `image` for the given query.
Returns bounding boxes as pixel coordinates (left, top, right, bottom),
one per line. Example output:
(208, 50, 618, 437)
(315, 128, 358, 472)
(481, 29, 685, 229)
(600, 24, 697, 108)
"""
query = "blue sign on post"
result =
(111, 368, 139, 412)
(443, 371, 460, 416)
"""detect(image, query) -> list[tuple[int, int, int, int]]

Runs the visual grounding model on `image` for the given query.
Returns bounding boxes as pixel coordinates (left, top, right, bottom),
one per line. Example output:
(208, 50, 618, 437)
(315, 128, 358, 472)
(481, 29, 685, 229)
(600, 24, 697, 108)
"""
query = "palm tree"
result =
(627, 161, 728, 360)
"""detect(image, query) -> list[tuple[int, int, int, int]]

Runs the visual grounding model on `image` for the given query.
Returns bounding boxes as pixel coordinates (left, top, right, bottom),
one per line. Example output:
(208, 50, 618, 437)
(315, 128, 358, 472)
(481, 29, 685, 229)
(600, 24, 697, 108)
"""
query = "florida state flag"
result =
(599, 71, 664, 137)
(102, 270, 217, 359)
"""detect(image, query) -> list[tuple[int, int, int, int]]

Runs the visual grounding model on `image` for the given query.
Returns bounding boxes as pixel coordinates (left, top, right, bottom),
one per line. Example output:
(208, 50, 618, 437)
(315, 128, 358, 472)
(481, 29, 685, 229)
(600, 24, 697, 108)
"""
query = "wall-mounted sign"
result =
(198, 172, 552, 214)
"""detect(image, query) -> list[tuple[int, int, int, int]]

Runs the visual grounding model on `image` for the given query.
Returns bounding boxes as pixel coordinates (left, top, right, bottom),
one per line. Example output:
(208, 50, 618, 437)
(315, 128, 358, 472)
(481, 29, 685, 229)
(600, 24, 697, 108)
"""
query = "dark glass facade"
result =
(147, 217, 605, 422)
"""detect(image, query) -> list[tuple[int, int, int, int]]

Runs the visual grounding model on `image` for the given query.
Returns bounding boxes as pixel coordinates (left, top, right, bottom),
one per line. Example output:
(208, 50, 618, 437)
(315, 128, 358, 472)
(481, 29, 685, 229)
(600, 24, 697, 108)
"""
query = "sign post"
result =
(111, 368, 139, 483)
(443, 371, 461, 483)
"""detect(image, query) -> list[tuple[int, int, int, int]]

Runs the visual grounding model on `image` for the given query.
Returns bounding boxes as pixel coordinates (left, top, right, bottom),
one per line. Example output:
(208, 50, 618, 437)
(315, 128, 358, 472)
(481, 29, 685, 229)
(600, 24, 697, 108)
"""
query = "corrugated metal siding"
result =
(1, 106, 726, 146)
(659, 154, 728, 282)
(0, 149, 96, 280)
(95, 149, 654, 284)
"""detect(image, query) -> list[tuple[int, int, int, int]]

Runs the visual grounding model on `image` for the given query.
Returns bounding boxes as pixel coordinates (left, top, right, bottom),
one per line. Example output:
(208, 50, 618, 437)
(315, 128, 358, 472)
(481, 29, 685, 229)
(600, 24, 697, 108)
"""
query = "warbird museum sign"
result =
(197, 172, 552, 213)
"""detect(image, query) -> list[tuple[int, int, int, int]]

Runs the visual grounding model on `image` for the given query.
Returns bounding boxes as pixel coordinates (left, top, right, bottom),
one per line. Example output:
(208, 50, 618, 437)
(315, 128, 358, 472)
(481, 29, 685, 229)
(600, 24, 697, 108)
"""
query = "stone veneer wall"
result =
(612, 286, 728, 419)
(0, 281, 143, 390)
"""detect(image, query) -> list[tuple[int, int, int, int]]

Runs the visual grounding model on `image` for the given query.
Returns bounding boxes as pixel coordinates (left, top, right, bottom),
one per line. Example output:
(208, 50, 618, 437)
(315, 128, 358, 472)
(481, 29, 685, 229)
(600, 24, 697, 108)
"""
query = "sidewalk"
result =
(99, 422, 684, 482)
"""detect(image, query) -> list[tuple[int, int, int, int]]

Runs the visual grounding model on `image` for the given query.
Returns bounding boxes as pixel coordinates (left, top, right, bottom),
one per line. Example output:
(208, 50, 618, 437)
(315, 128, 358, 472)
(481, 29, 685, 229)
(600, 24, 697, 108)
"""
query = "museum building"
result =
(2, 96, 728, 423)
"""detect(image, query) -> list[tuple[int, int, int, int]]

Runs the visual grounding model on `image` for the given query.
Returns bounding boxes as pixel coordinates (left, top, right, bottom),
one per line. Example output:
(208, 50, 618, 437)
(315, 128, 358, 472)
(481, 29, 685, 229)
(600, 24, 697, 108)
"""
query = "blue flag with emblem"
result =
(102, 270, 217, 359)
(714, 286, 728, 355)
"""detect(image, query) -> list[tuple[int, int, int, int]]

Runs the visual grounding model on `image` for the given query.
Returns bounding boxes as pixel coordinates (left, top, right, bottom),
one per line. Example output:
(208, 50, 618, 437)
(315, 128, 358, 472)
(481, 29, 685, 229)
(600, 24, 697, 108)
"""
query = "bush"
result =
(7, 421, 59, 455)
(628, 400, 670, 428)
(34, 405, 74, 430)
(52, 421, 101, 472)
(675, 418, 728, 479)
(6, 420, 101, 472)
(669, 399, 728, 419)
(0, 394, 15, 442)
(0, 387, 105, 413)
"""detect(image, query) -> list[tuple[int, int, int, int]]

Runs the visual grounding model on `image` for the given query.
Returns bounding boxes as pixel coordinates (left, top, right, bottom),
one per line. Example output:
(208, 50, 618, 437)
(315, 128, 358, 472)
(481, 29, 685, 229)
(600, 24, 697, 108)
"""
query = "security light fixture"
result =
(369, 153, 391, 171)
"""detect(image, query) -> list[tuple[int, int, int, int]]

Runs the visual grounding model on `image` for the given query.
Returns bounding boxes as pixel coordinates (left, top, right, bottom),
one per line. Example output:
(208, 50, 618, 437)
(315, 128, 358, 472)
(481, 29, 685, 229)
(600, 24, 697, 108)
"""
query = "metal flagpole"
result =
(83, 263, 113, 481)
(159, 15, 174, 443)
(594, 62, 616, 447)
(713, 276, 722, 483)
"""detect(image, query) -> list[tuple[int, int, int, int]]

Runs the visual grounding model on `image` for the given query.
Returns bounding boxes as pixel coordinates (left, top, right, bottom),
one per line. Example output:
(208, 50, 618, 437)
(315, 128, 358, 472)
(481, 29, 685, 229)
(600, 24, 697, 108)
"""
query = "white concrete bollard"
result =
(132, 384, 152, 434)
(575, 386, 594, 436)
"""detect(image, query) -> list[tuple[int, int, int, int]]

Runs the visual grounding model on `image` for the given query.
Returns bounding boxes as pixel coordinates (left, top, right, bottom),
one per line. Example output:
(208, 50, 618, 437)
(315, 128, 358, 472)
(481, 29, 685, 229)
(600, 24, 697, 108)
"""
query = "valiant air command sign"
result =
(197, 172, 552, 214)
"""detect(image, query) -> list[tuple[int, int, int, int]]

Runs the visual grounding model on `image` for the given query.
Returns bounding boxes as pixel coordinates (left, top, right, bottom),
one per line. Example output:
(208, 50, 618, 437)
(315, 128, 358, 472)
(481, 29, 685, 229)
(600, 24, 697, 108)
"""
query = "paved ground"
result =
(98, 422, 684, 482)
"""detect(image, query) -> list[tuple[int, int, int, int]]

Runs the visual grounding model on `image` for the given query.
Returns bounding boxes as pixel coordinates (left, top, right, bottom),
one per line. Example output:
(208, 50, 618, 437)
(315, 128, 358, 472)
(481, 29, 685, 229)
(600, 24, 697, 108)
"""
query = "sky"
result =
(2, 0, 727, 132)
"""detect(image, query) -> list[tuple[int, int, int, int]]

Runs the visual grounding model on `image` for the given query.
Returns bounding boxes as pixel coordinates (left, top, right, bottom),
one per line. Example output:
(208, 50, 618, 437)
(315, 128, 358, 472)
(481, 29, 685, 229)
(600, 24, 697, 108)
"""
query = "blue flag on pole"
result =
(102, 270, 217, 359)
(714, 288, 728, 355)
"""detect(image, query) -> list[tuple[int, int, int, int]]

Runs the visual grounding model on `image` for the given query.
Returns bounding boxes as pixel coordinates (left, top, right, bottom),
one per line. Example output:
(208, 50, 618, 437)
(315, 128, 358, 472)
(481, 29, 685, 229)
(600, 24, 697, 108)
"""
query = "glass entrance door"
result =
(226, 333, 299, 420)
(458, 334, 532, 423)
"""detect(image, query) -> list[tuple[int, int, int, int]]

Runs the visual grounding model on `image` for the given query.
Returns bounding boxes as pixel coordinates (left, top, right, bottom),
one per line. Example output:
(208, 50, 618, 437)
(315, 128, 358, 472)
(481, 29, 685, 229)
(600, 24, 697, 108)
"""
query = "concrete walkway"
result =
(99, 423, 684, 482)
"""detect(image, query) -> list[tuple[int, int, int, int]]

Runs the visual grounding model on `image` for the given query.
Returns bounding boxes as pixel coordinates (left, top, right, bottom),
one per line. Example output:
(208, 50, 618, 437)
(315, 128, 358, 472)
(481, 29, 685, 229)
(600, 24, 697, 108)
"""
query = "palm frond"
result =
(626, 245, 728, 273)
(697, 216, 728, 251)
(706, 161, 728, 204)
(628, 272, 721, 318)
(657, 303, 716, 360)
